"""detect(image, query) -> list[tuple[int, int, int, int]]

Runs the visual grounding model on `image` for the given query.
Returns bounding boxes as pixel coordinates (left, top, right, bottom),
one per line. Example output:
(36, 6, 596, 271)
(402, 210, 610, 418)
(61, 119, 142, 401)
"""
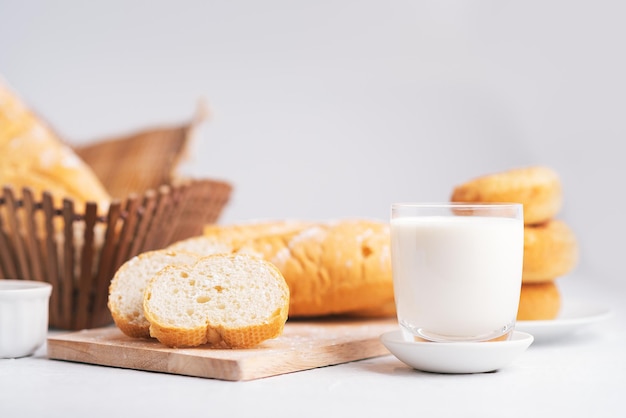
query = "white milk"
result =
(391, 215, 523, 341)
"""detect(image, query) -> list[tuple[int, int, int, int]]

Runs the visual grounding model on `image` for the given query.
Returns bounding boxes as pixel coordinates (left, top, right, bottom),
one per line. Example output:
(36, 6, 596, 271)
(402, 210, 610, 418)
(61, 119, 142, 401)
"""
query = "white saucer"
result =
(380, 330, 534, 374)
(516, 300, 612, 342)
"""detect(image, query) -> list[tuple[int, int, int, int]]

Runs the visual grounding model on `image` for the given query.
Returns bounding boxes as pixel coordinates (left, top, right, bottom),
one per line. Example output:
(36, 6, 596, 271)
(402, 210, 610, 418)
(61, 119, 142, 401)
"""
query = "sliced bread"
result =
(108, 249, 200, 338)
(143, 253, 290, 348)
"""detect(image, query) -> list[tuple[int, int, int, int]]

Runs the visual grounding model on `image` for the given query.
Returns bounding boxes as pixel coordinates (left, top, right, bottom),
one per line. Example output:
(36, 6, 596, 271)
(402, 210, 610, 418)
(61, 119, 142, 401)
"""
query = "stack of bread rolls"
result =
(451, 166, 579, 320)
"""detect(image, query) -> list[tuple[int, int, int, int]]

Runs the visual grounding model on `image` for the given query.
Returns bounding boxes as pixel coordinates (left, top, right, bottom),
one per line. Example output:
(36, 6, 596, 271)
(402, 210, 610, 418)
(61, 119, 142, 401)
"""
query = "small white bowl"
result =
(0, 280, 52, 358)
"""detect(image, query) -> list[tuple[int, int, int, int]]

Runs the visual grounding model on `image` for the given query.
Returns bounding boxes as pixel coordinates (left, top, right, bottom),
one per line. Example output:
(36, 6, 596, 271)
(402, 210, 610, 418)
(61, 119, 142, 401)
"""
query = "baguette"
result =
(201, 219, 395, 317)
(167, 235, 233, 256)
(202, 219, 315, 248)
(143, 253, 290, 348)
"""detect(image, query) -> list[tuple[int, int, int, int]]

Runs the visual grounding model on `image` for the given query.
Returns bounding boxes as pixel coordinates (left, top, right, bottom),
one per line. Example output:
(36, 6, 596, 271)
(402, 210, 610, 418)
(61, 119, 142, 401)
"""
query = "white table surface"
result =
(1, 272, 623, 418)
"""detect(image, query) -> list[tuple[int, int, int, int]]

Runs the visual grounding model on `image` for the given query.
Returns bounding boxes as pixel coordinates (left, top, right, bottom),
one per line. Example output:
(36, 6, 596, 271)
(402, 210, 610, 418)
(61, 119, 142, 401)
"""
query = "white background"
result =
(2, 3, 625, 418)
(1, 1, 623, 286)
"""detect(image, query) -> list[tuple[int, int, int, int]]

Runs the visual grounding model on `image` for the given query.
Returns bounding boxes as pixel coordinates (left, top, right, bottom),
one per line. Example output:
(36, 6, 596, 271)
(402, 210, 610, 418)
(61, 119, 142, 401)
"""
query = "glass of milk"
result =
(390, 203, 524, 342)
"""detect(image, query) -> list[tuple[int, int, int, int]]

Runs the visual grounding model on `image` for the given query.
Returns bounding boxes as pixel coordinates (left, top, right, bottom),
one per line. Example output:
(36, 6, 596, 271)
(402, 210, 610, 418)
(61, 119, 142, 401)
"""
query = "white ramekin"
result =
(0, 280, 52, 358)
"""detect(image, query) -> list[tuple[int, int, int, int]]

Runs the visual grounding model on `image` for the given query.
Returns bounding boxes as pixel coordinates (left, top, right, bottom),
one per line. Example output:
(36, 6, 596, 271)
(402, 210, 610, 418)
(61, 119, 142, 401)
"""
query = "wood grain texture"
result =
(47, 318, 397, 381)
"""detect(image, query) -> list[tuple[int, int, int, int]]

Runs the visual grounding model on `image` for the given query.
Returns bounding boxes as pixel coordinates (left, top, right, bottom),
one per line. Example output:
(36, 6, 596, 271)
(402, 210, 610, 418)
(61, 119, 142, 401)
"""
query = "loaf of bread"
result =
(202, 219, 315, 246)
(143, 253, 290, 348)
(166, 235, 234, 257)
(270, 220, 393, 317)
(190, 219, 394, 317)
(0, 76, 111, 211)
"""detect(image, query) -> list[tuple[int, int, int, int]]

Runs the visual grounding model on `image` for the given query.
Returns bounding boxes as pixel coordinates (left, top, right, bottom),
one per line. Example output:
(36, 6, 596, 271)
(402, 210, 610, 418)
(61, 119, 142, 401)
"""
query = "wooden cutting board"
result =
(47, 318, 397, 381)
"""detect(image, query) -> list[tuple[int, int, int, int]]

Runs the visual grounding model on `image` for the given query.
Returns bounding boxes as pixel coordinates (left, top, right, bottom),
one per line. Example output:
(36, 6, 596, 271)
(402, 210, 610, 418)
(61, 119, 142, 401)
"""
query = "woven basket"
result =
(0, 112, 232, 330)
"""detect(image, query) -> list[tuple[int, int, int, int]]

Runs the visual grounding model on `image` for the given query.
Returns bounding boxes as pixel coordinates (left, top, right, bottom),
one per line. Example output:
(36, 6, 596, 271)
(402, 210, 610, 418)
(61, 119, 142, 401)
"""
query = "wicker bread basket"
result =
(0, 109, 232, 330)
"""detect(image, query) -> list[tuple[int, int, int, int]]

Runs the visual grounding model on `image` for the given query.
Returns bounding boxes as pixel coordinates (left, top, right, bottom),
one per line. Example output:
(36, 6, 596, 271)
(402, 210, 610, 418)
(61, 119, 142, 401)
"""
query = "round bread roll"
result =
(451, 166, 563, 225)
(108, 249, 201, 338)
(523, 220, 578, 283)
(517, 282, 561, 321)
(143, 253, 290, 348)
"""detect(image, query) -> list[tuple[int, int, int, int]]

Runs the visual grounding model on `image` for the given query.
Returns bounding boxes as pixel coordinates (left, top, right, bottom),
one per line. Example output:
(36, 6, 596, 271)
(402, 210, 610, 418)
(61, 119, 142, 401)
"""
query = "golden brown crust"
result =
(202, 219, 395, 317)
(523, 220, 578, 283)
(219, 219, 394, 317)
(517, 282, 561, 321)
(345, 298, 397, 318)
(0, 77, 111, 211)
(451, 166, 562, 225)
(203, 219, 315, 248)
(166, 235, 234, 256)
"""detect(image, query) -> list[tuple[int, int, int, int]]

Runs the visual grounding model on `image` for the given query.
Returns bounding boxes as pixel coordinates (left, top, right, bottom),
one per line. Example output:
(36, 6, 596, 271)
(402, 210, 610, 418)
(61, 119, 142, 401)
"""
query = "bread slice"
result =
(143, 253, 290, 348)
(108, 249, 200, 338)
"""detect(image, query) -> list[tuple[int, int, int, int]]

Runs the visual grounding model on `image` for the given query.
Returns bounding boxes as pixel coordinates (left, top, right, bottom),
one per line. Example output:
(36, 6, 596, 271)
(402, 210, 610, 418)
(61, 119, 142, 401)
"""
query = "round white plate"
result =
(380, 330, 534, 374)
(516, 300, 612, 342)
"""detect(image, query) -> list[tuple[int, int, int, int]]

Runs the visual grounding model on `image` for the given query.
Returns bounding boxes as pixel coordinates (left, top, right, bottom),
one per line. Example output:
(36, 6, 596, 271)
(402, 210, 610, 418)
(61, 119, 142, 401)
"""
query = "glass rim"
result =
(392, 202, 522, 208)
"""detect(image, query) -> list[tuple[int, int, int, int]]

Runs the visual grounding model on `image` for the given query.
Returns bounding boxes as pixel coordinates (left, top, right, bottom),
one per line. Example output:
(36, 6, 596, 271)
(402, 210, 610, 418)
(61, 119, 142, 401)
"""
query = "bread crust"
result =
(166, 235, 234, 256)
(204, 219, 394, 318)
(206, 219, 394, 317)
(451, 166, 563, 225)
(523, 220, 578, 283)
(517, 282, 561, 320)
(203, 219, 315, 247)
(344, 299, 397, 318)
